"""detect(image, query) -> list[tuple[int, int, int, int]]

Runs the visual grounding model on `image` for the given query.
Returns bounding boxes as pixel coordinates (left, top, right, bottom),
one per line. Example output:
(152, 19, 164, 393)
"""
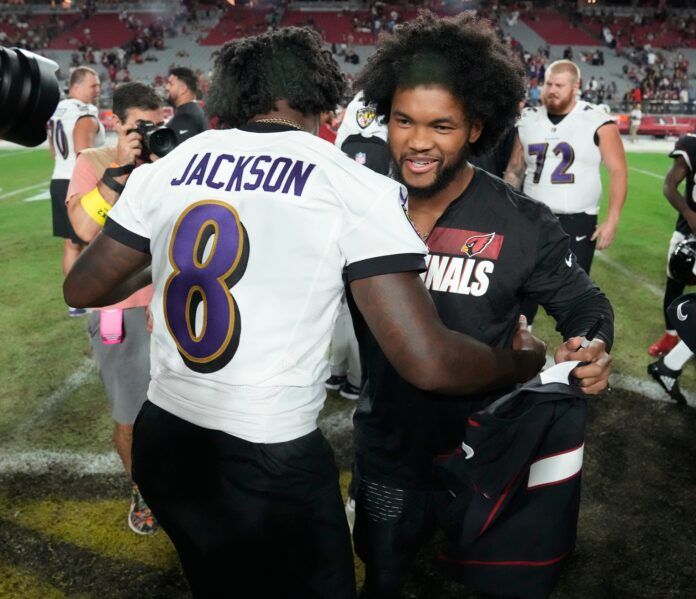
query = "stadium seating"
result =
(201, 6, 271, 45)
(48, 12, 160, 50)
(522, 11, 597, 46)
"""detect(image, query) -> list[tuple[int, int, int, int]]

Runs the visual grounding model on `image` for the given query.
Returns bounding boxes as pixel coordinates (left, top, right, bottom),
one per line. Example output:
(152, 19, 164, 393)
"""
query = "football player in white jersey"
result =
(64, 28, 545, 598)
(48, 66, 105, 315)
(504, 59, 627, 323)
(505, 60, 627, 269)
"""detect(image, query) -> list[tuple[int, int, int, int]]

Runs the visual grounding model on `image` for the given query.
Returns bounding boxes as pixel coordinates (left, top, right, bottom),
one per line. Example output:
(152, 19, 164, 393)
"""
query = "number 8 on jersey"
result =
(164, 200, 250, 373)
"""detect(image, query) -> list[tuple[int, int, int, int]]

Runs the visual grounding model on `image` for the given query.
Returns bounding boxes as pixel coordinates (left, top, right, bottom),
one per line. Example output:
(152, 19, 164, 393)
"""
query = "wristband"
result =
(81, 187, 112, 226)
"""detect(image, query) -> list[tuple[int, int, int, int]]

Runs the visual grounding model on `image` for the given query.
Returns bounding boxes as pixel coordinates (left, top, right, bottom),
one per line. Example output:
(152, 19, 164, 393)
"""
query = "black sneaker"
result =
(339, 381, 360, 400)
(647, 358, 687, 404)
(325, 374, 347, 390)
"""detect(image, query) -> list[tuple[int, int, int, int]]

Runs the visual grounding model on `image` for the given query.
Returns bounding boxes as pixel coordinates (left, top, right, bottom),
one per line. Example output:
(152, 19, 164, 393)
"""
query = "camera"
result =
(0, 46, 60, 146)
(128, 119, 178, 159)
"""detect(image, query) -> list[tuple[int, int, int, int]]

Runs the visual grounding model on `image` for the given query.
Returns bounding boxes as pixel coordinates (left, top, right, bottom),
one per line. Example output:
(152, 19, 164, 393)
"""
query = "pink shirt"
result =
(67, 149, 153, 310)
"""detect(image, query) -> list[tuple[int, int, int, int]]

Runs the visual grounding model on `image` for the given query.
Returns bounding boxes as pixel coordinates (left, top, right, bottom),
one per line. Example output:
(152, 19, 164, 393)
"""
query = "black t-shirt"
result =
(340, 133, 391, 177)
(351, 167, 614, 489)
(168, 101, 209, 143)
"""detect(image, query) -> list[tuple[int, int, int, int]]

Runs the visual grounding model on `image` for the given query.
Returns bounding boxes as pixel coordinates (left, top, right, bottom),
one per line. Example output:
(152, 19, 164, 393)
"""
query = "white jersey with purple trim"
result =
(517, 101, 614, 215)
(105, 125, 427, 443)
(49, 98, 105, 181)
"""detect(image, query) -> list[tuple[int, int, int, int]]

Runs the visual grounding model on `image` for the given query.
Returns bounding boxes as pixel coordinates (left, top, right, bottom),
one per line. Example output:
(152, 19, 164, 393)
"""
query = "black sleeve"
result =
(103, 217, 151, 254)
(522, 209, 614, 350)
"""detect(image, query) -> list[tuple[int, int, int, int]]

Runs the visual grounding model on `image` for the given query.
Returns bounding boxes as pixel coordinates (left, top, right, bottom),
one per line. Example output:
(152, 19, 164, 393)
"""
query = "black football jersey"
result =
(350, 167, 614, 487)
(669, 134, 696, 212)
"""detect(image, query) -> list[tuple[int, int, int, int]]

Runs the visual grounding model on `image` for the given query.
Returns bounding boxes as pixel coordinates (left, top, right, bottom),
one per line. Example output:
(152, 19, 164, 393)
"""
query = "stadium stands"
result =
(522, 10, 597, 46)
(48, 11, 160, 50)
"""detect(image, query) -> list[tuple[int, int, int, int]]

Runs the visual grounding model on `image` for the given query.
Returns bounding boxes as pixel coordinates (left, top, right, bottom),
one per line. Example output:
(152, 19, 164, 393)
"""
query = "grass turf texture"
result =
(1, 148, 694, 597)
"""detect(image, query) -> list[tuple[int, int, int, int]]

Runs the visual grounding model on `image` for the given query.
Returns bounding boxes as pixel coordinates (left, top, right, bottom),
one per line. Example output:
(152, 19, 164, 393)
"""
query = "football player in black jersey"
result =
(647, 134, 696, 402)
(351, 12, 614, 599)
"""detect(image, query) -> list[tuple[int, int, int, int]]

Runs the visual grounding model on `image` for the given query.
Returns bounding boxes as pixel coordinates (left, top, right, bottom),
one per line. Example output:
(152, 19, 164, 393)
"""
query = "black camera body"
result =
(129, 119, 178, 159)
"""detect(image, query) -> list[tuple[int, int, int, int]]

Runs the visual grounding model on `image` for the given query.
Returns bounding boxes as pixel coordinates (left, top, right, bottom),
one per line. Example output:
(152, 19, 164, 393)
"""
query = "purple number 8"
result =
(164, 200, 249, 373)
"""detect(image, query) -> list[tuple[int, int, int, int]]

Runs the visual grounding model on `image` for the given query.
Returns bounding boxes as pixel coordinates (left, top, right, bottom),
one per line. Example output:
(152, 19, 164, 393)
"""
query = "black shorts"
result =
(50, 179, 82, 244)
(131, 401, 356, 599)
(555, 212, 598, 275)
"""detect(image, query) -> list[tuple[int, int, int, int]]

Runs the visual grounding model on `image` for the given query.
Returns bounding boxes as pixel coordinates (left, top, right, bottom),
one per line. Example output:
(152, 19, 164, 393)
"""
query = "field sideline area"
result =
(0, 146, 695, 598)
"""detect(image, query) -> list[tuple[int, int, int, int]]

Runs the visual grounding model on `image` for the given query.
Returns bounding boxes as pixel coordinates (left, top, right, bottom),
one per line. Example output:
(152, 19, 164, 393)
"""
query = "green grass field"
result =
(0, 146, 693, 598)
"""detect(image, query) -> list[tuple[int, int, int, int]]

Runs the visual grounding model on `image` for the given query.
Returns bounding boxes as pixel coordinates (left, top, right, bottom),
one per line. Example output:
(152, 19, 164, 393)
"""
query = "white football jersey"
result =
(49, 98, 105, 180)
(517, 101, 614, 215)
(335, 91, 388, 148)
(106, 125, 427, 443)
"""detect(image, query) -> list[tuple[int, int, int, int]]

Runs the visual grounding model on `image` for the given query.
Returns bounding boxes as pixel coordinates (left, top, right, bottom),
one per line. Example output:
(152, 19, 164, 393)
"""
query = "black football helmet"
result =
(669, 238, 696, 285)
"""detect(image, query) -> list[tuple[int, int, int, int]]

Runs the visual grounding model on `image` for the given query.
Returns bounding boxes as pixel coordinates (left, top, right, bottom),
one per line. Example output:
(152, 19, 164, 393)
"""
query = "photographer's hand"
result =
(116, 130, 142, 166)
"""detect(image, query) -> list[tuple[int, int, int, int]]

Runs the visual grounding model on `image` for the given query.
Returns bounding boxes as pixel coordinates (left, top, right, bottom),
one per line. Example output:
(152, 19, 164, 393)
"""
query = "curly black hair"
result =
(207, 27, 346, 128)
(357, 11, 526, 155)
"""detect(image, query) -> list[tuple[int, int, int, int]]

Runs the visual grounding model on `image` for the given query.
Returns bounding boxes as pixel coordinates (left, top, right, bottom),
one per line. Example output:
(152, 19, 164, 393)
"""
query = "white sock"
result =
(665, 330, 677, 337)
(663, 340, 693, 371)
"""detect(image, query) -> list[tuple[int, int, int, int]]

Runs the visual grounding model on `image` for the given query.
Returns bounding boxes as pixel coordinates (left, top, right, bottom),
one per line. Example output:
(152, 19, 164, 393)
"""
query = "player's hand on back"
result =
(555, 337, 612, 395)
(512, 315, 547, 381)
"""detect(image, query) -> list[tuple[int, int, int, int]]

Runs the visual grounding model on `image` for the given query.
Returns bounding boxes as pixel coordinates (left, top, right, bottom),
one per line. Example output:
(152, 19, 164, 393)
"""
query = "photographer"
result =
(66, 81, 163, 535)
(165, 66, 208, 142)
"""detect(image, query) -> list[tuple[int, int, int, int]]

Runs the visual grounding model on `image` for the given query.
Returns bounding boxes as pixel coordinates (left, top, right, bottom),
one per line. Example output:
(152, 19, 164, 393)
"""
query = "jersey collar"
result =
(239, 122, 301, 133)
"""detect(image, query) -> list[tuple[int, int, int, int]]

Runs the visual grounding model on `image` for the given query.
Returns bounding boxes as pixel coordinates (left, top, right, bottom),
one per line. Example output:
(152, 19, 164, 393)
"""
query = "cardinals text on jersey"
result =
(422, 228, 503, 297)
(105, 125, 427, 443)
(517, 101, 614, 215)
(669, 133, 696, 210)
(49, 98, 105, 180)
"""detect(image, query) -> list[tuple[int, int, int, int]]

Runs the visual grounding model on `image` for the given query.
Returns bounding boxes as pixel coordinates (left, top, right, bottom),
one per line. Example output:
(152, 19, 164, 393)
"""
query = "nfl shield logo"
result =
(356, 105, 376, 129)
(355, 152, 367, 165)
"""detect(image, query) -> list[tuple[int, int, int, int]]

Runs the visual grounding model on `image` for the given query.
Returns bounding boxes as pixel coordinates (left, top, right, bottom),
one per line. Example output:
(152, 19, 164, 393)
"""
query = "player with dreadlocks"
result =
(64, 26, 548, 598)
(349, 12, 614, 598)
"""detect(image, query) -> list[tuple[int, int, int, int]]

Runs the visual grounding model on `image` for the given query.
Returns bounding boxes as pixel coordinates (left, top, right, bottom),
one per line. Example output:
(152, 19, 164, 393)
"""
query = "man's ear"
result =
(468, 119, 483, 144)
(112, 114, 123, 134)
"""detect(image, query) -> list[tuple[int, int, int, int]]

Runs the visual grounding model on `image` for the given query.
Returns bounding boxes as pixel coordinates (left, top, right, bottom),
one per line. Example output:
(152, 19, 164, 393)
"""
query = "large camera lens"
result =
(0, 47, 60, 147)
(147, 127, 178, 158)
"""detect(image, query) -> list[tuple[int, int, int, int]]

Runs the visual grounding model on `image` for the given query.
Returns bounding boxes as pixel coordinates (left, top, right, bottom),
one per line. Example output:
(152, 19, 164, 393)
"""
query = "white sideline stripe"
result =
(14, 358, 96, 438)
(0, 451, 123, 476)
(611, 371, 696, 408)
(528, 443, 584, 489)
(23, 189, 50, 202)
(0, 181, 49, 201)
(629, 166, 663, 180)
(0, 373, 692, 477)
(594, 251, 663, 298)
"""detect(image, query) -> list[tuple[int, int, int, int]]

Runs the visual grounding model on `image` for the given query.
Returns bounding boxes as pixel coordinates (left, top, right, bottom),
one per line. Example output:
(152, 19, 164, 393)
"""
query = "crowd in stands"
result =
(0, 10, 70, 50)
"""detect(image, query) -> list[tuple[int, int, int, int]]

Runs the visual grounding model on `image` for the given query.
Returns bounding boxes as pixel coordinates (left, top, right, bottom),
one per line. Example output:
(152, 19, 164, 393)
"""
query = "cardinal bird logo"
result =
(461, 232, 495, 257)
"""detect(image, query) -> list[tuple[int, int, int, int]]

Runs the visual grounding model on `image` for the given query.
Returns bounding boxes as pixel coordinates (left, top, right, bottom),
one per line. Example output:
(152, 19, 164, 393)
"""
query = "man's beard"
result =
(543, 94, 573, 115)
(391, 143, 471, 200)
(166, 94, 176, 108)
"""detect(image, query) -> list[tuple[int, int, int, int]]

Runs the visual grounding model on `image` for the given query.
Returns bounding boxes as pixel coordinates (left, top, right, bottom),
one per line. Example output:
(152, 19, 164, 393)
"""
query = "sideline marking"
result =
(23, 189, 51, 202)
(0, 372, 691, 477)
(0, 450, 123, 476)
(594, 251, 663, 298)
(14, 358, 96, 439)
(629, 166, 663, 180)
(0, 182, 49, 201)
